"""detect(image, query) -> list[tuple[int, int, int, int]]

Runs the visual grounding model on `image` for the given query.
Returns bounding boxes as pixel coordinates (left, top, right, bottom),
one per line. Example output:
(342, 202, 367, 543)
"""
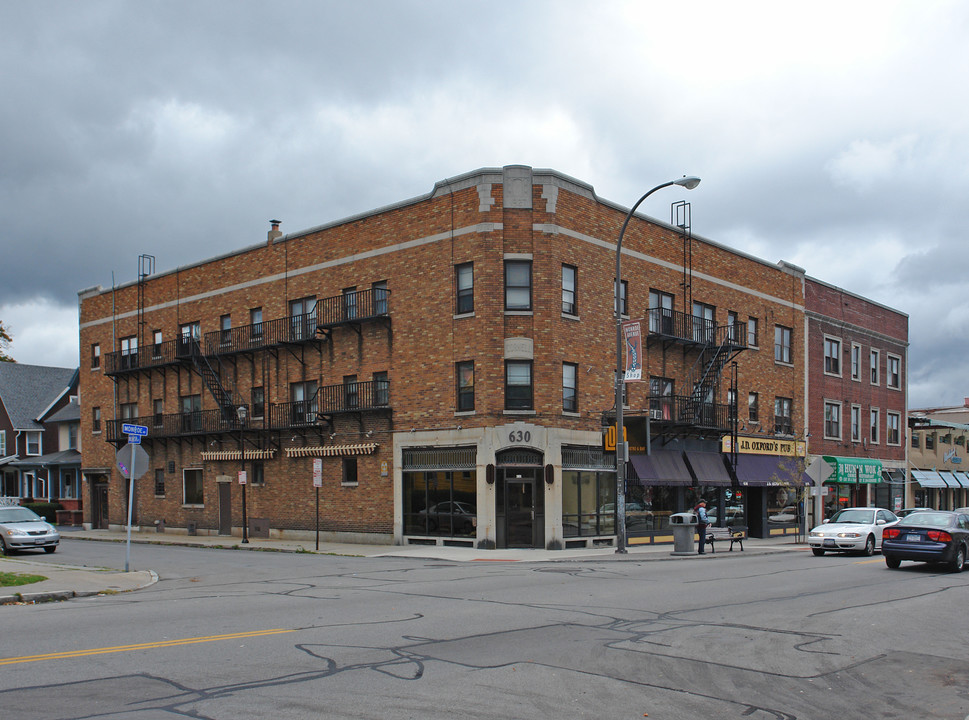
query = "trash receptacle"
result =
(669, 511, 698, 556)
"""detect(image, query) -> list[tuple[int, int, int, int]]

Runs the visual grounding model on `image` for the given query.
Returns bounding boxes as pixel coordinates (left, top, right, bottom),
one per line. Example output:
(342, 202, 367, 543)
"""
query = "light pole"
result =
(236, 405, 249, 544)
(615, 176, 701, 554)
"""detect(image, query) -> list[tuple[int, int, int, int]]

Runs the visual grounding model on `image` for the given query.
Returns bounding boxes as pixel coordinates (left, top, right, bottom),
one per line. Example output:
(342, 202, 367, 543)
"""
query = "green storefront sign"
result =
(822, 456, 882, 484)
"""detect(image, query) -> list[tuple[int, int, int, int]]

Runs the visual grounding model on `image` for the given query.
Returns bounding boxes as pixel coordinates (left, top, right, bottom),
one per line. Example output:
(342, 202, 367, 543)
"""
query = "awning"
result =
(201, 449, 278, 461)
(822, 456, 882, 484)
(939, 471, 965, 488)
(733, 454, 810, 486)
(957, 472, 969, 488)
(912, 470, 946, 488)
(8, 449, 82, 467)
(628, 450, 693, 486)
(881, 469, 905, 485)
(684, 451, 733, 486)
(284, 443, 378, 458)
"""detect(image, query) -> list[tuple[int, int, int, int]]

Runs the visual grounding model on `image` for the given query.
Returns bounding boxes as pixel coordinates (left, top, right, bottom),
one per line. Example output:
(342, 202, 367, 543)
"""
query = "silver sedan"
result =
(0, 506, 60, 554)
(809, 507, 899, 556)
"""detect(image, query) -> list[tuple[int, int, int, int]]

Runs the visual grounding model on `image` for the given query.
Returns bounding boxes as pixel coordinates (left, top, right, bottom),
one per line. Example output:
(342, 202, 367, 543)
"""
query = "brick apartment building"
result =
(803, 279, 908, 522)
(79, 165, 823, 549)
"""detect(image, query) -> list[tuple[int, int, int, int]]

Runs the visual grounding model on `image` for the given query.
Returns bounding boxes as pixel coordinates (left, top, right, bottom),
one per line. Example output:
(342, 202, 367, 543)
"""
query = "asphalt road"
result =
(2, 539, 968, 720)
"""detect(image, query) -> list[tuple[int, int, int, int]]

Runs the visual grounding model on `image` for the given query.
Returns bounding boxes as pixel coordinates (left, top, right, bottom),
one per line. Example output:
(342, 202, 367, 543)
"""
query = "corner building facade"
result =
(79, 165, 809, 549)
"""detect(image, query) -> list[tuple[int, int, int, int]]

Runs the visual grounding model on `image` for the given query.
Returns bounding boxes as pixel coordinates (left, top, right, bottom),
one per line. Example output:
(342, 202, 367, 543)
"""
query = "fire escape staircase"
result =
(184, 338, 240, 424)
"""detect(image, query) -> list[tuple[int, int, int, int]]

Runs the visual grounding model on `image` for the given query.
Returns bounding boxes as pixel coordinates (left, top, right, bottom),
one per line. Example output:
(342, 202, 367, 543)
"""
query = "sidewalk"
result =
(1, 528, 805, 605)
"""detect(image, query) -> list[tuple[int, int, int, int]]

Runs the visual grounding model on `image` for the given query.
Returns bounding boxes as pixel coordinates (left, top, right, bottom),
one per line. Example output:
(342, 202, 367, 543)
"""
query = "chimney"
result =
(268, 219, 282, 245)
(964, 397, 969, 408)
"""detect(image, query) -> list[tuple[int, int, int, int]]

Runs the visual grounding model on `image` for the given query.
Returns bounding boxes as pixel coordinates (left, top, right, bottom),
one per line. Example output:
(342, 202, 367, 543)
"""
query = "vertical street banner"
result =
(622, 320, 643, 382)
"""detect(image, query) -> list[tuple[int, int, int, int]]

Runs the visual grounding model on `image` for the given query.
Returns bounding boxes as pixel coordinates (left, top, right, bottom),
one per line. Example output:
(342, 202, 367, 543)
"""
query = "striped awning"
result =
(285, 443, 378, 458)
(201, 449, 277, 461)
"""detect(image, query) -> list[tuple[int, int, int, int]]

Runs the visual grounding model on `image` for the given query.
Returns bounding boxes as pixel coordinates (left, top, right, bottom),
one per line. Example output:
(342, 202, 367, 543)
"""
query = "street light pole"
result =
(237, 405, 249, 544)
(615, 176, 701, 554)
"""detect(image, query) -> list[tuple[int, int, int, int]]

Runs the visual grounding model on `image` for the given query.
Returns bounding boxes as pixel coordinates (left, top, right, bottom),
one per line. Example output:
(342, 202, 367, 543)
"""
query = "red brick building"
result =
(79, 165, 821, 549)
(803, 278, 908, 520)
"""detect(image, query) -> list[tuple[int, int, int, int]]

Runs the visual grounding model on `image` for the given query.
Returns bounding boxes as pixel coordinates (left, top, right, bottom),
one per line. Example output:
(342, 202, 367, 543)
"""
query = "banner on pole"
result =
(622, 320, 643, 382)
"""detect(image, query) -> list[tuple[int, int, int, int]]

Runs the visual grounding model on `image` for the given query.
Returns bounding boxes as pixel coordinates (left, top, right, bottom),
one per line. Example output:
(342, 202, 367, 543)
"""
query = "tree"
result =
(0, 320, 14, 362)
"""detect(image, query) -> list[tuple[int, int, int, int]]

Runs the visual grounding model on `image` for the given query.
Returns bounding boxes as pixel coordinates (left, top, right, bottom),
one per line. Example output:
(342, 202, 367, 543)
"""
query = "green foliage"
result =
(0, 320, 12, 362)
(24, 502, 61, 523)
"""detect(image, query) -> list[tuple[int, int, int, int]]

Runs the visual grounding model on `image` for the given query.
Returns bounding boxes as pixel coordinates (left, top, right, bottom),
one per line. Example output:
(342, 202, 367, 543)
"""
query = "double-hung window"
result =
(91, 343, 101, 369)
(372, 280, 389, 316)
(562, 265, 577, 315)
(870, 408, 880, 443)
(120, 335, 138, 370)
(824, 402, 841, 439)
(870, 349, 880, 384)
(649, 290, 674, 334)
(748, 392, 759, 423)
(563, 362, 578, 413)
(505, 260, 532, 311)
(456, 263, 474, 314)
(824, 337, 841, 375)
(692, 302, 715, 343)
(887, 412, 901, 445)
(456, 361, 474, 412)
(774, 397, 793, 435)
(505, 360, 533, 410)
(775, 325, 792, 364)
(747, 317, 759, 347)
(851, 405, 861, 442)
(888, 355, 901, 389)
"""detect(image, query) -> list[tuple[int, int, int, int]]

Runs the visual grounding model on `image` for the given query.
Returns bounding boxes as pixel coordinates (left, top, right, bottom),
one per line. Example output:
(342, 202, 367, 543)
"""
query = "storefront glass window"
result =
(403, 470, 476, 537)
(562, 470, 616, 537)
(767, 486, 800, 526)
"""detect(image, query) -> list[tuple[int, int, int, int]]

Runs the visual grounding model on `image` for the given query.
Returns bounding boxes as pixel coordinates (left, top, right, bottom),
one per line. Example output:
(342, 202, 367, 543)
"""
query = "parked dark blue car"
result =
(882, 511, 969, 572)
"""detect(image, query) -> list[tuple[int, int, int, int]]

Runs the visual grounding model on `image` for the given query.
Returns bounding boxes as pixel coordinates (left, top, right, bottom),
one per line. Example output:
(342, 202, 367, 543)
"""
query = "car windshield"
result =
(0, 507, 42, 523)
(904, 512, 952, 528)
(830, 509, 875, 524)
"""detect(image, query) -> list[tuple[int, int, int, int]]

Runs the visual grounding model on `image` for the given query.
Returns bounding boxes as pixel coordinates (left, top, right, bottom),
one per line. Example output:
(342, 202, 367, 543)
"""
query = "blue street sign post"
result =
(120, 424, 148, 571)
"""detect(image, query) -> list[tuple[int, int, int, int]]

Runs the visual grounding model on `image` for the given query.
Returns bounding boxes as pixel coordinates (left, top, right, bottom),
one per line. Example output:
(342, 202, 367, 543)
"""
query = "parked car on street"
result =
(882, 510, 969, 572)
(0, 506, 60, 554)
(897, 508, 933, 518)
(808, 507, 899, 556)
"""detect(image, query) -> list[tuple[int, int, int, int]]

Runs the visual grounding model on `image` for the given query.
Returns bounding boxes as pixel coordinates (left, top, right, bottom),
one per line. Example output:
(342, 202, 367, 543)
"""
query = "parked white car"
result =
(808, 507, 899, 556)
(0, 506, 60, 555)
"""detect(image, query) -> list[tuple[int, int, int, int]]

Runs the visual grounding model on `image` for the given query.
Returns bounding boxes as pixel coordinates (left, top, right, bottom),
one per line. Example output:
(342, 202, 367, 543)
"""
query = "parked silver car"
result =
(808, 507, 898, 556)
(0, 506, 60, 554)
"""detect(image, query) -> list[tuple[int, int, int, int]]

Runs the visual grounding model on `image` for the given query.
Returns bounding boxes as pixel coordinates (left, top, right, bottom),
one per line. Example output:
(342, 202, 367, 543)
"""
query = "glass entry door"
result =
(506, 477, 535, 548)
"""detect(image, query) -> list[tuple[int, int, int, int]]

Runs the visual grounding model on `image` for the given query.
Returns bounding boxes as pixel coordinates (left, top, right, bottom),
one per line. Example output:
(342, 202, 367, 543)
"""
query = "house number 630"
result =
(508, 430, 531, 443)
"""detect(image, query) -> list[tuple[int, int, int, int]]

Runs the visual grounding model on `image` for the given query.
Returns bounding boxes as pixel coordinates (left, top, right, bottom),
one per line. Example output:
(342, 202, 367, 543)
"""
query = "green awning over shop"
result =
(822, 456, 882, 484)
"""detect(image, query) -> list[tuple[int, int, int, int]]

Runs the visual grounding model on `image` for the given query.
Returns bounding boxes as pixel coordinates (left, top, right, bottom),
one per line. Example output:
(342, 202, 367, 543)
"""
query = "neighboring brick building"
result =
(908, 401, 969, 511)
(803, 279, 908, 521)
(79, 165, 821, 549)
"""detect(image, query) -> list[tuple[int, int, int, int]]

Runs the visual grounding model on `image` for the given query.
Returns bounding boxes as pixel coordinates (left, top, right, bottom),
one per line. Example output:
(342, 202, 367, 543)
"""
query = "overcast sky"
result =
(2, 1, 967, 408)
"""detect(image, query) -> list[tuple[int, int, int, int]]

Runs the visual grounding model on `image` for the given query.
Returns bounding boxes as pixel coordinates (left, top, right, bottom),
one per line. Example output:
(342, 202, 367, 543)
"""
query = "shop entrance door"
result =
(218, 482, 232, 535)
(91, 478, 109, 529)
(505, 476, 536, 548)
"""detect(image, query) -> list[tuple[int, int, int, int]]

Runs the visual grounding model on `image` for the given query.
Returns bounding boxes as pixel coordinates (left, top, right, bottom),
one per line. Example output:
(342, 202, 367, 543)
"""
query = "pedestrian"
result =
(695, 498, 709, 554)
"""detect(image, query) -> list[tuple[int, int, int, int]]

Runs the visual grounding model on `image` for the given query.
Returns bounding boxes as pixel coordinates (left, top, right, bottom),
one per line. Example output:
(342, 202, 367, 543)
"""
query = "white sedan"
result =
(808, 507, 899, 556)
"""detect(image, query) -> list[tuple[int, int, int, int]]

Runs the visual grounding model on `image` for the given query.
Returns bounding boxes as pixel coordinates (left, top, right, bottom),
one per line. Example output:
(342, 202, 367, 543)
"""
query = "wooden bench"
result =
(706, 525, 746, 552)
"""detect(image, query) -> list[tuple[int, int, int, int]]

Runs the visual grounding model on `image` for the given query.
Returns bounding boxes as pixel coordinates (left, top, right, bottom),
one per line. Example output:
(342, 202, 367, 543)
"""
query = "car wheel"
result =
(950, 545, 966, 573)
(0, 537, 7, 556)
(44, 545, 57, 554)
(811, 548, 825, 556)
(885, 556, 901, 569)
(862, 535, 875, 556)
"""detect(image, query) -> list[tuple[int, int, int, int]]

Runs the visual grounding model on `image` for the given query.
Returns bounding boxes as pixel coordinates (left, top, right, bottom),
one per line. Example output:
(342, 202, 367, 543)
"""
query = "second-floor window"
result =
(456, 361, 474, 412)
(373, 371, 389, 406)
(926, 433, 935, 450)
(851, 405, 861, 442)
(68, 423, 78, 449)
(887, 412, 901, 445)
(92, 407, 101, 433)
(775, 325, 792, 364)
(26, 431, 40, 455)
(692, 302, 715, 343)
(824, 337, 841, 375)
(870, 408, 880, 443)
(289, 297, 315, 340)
(91, 343, 100, 369)
(373, 280, 389, 315)
(152, 330, 163, 357)
(505, 360, 533, 410)
(650, 377, 674, 420)
(153, 399, 164, 427)
(562, 265, 577, 315)
(252, 387, 265, 418)
(774, 397, 793, 435)
(343, 375, 359, 409)
(342, 287, 357, 320)
(120, 402, 139, 420)
(220, 315, 232, 345)
(291, 381, 318, 423)
(563, 362, 578, 413)
(456, 263, 474, 314)
(748, 392, 759, 422)
(505, 260, 532, 311)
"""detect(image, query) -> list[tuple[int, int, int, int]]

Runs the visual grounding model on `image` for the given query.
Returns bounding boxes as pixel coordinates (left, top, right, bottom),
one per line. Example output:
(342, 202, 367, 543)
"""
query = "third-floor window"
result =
(456, 263, 474, 314)
(562, 265, 577, 315)
(775, 325, 792, 364)
(824, 337, 841, 375)
(505, 260, 532, 311)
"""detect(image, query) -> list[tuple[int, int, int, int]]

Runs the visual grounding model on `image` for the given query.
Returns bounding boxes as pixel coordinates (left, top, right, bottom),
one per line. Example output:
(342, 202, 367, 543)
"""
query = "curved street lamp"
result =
(615, 176, 701, 554)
